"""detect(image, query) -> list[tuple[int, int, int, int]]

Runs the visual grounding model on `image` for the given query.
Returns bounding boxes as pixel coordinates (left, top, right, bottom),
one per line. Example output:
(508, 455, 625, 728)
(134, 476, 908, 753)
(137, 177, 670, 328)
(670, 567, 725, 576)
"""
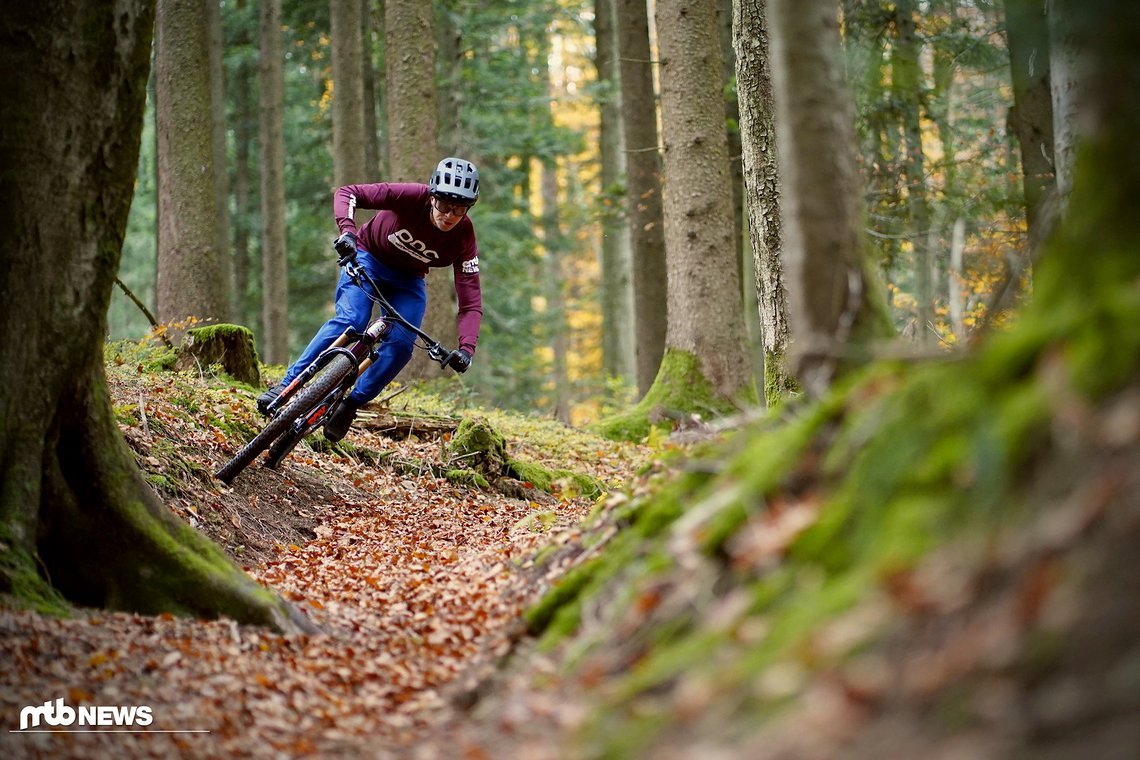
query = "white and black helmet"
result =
(428, 157, 480, 206)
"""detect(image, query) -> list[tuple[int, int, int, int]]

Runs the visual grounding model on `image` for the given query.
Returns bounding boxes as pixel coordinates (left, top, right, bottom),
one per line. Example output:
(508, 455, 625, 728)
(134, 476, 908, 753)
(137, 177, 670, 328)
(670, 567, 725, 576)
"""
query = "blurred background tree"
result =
(108, 0, 1040, 426)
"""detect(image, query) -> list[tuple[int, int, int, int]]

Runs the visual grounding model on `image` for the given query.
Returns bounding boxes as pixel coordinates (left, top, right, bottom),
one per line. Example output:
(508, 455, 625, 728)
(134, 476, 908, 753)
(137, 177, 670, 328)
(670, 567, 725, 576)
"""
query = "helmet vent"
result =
(429, 156, 480, 205)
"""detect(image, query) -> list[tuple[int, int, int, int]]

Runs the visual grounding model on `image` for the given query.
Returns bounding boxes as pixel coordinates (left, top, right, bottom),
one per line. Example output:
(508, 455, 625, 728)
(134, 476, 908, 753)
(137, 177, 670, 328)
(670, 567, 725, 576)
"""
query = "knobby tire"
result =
(215, 354, 355, 484)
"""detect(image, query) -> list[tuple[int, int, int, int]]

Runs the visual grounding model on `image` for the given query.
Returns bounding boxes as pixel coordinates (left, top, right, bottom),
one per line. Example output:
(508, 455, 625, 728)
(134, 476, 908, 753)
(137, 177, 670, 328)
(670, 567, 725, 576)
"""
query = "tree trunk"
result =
(734, 0, 798, 407)
(894, 0, 935, 344)
(260, 0, 290, 364)
(542, 159, 572, 424)
(1048, 0, 1080, 213)
(845, 1, 902, 279)
(0, 0, 311, 633)
(332, 0, 369, 188)
(1005, 0, 1055, 231)
(232, 0, 255, 329)
(654, 0, 754, 403)
(155, 0, 228, 336)
(720, 0, 745, 271)
(386, 0, 447, 381)
(770, 0, 888, 396)
(361, 0, 382, 178)
(206, 0, 234, 318)
(615, 0, 668, 397)
(1029, 0, 1140, 387)
(436, 1, 462, 154)
(722, 0, 764, 390)
(595, 0, 635, 383)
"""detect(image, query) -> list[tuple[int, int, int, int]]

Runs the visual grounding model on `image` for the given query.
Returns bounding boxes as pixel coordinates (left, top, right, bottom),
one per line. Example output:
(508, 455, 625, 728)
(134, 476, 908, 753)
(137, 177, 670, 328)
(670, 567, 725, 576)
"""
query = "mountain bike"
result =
(215, 244, 469, 485)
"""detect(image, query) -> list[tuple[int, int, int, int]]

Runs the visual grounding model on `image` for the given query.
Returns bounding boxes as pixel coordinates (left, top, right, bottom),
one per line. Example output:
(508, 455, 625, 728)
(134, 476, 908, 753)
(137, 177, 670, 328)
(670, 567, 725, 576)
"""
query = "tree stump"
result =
(444, 416, 510, 477)
(174, 324, 261, 386)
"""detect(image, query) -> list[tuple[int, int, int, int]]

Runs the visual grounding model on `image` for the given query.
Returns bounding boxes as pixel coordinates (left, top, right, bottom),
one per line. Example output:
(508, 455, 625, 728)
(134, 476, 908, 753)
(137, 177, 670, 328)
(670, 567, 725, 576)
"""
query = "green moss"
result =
(594, 349, 756, 442)
(111, 484, 284, 620)
(145, 474, 177, 494)
(536, 599, 583, 650)
(513, 510, 558, 532)
(0, 524, 70, 616)
(526, 554, 605, 635)
(447, 416, 508, 470)
(145, 347, 178, 371)
(445, 469, 490, 489)
(176, 324, 261, 386)
(113, 402, 140, 426)
(591, 711, 670, 760)
(763, 345, 801, 409)
(507, 458, 605, 500)
(186, 323, 248, 343)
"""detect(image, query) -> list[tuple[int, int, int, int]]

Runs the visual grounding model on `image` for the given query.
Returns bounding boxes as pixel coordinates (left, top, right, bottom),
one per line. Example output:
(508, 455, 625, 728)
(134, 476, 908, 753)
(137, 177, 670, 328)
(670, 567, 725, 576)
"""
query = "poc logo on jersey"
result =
(389, 229, 439, 263)
(19, 697, 153, 730)
(462, 257, 479, 275)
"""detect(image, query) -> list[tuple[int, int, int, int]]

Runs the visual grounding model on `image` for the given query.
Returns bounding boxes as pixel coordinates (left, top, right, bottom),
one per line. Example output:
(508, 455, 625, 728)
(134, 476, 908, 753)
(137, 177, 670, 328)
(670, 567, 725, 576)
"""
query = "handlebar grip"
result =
(446, 349, 471, 373)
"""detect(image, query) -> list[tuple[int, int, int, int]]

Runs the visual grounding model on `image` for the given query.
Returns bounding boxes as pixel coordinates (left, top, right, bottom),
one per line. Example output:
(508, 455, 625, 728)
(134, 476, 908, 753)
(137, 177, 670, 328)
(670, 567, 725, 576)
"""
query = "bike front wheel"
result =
(215, 354, 355, 484)
(264, 426, 305, 470)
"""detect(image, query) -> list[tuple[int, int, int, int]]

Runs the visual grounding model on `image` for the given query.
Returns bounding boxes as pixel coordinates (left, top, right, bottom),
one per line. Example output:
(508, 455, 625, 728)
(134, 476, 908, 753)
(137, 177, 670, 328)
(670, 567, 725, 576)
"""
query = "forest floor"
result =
(7, 351, 1139, 760)
(0, 355, 653, 759)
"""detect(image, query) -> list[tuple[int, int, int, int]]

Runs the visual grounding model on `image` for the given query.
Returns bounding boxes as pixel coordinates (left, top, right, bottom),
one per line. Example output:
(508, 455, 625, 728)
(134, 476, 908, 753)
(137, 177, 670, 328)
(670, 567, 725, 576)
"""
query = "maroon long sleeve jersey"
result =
(334, 182, 482, 354)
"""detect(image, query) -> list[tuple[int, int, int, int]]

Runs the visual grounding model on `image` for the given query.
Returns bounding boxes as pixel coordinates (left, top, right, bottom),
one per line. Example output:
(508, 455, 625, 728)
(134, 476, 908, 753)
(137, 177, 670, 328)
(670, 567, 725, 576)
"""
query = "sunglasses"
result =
(432, 197, 471, 218)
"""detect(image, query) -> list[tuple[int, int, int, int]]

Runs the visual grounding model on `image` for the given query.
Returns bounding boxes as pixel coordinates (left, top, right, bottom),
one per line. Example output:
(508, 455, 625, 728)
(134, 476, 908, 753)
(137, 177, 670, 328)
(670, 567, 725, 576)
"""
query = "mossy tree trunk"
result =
(1037, 0, 1140, 325)
(259, 0, 290, 365)
(206, 0, 234, 318)
(734, 0, 799, 408)
(655, 0, 755, 404)
(231, 0, 256, 329)
(0, 0, 312, 633)
(155, 0, 229, 335)
(597, 0, 759, 440)
(615, 0, 668, 396)
(893, 0, 935, 346)
(594, 0, 636, 383)
(1005, 0, 1056, 235)
(769, 0, 893, 398)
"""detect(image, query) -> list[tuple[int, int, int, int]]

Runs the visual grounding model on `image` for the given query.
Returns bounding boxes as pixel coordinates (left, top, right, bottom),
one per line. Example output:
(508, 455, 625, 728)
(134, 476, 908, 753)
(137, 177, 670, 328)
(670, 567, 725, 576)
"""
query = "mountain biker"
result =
(257, 156, 482, 442)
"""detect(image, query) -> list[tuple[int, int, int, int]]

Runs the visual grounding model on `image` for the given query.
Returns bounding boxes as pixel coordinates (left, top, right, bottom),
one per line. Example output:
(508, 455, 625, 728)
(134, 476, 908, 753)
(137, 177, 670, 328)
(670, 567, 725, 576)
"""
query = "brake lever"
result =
(427, 342, 449, 365)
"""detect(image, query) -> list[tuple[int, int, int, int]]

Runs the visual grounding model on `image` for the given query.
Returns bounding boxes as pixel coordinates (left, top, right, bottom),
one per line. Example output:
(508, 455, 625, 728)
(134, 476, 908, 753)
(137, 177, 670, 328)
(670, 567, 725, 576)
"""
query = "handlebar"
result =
(336, 243, 466, 372)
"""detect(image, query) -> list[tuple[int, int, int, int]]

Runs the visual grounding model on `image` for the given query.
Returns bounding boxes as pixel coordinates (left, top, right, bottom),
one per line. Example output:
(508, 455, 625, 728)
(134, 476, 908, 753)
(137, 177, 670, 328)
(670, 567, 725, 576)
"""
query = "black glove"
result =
(447, 348, 472, 373)
(333, 231, 358, 259)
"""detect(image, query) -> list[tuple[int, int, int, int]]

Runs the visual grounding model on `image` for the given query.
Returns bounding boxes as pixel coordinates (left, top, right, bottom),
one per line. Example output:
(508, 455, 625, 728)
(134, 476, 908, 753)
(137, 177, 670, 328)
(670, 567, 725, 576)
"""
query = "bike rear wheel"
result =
(215, 354, 355, 484)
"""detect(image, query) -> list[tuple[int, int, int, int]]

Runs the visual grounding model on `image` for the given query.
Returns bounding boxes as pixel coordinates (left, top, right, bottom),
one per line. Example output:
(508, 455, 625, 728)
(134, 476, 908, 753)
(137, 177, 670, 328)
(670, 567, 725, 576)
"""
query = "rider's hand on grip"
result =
(447, 348, 472, 373)
(333, 231, 358, 261)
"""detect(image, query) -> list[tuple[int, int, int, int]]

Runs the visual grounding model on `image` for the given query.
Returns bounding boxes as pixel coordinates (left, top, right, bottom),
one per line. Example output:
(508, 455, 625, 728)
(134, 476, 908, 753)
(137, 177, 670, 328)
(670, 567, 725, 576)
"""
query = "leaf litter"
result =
(0, 362, 648, 759)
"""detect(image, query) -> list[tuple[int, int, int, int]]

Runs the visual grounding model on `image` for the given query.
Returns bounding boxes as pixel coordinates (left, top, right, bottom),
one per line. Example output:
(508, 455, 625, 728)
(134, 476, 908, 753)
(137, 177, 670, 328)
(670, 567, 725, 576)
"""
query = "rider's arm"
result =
(333, 183, 426, 235)
(454, 245, 482, 355)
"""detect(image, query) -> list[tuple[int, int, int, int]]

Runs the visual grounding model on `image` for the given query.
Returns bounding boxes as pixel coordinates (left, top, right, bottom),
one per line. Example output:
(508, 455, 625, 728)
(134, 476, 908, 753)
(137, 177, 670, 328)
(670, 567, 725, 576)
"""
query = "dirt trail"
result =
(1, 464, 591, 759)
(1, 370, 636, 759)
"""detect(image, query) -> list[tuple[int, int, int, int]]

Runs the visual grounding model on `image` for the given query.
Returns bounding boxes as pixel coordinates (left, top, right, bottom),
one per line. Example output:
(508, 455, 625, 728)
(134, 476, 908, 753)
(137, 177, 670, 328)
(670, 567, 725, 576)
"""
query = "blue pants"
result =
(281, 251, 427, 405)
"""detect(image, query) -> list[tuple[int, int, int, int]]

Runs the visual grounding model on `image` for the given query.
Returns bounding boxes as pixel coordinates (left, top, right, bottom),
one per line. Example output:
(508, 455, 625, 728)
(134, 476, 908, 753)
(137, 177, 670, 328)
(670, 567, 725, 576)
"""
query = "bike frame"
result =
(263, 253, 450, 421)
(214, 248, 461, 483)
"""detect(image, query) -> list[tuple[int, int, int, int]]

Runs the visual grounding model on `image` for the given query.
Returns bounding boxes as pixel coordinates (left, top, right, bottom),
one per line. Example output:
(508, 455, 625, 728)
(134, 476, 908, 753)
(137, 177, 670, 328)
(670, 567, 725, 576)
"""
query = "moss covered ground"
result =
(510, 218, 1140, 755)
